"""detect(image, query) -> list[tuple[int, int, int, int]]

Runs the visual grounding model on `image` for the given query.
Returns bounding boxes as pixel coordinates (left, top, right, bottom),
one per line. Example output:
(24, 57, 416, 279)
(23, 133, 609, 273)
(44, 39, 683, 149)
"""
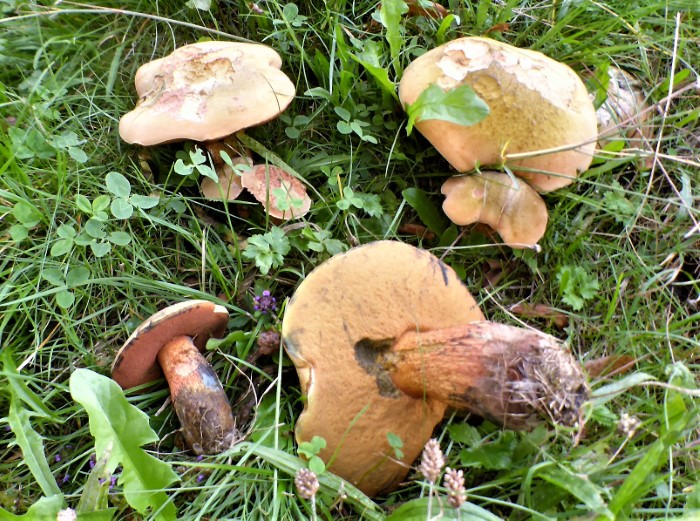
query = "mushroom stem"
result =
(157, 336, 236, 454)
(384, 322, 588, 430)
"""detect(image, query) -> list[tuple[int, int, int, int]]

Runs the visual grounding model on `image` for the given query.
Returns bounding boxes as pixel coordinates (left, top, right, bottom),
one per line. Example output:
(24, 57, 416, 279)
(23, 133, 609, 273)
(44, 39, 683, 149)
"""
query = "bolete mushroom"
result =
(240, 164, 312, 220)
(119, 41, 295, 146)
(282, 241, 588, 496)
(112, 300, 236, 455)
(398, 36, 598, 192)
(441, 171, 549, 249)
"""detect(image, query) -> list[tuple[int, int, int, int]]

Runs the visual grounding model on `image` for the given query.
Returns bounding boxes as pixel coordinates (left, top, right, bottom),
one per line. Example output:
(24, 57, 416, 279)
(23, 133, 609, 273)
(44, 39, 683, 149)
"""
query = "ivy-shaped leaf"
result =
(405, 83, 490, 134)
(70, 369, 179, 521)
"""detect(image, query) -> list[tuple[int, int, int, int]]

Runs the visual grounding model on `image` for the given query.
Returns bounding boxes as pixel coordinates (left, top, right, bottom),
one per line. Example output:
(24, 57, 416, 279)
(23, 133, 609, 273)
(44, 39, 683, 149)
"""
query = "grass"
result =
(0, 0, 698, 519)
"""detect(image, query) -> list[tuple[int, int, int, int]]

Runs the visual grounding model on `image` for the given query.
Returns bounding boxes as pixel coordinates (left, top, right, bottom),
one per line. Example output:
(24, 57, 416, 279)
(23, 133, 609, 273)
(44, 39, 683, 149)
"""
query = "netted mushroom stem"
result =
(158, 337, 237, 454)
(386, 322, 589, 430)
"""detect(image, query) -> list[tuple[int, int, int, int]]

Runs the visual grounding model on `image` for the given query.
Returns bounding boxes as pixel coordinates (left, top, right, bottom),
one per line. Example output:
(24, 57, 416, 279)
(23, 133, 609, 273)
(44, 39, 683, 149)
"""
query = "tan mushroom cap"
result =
(398, 37, 598, 192)
(241, 164, 311, 219)
(112, 300, 229, 389)
(281, 241, 484, 496)
(119, 41, 296, 146)
(441, 171, 549, 249)
(200, 156, 253, 201)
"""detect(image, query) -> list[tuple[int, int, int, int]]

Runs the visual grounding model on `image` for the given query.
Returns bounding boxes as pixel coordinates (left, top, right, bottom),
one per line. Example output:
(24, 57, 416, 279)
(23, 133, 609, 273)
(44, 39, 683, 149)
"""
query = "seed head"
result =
(57, 509, 77, 521)
(419, 438, 445, 484)
(295, 468, 319, 500)
(443, 467, 467, 508)
(617, 412, 641, 438)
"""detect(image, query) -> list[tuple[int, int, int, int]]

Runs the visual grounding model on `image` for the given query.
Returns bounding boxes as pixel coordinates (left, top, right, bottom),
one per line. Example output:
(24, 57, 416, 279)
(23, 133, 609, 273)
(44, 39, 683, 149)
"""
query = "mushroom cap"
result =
(240, 164, 311, 220)
(112, 300, 229, 389)
(119, 41, 296, 145)
(200, 163, 249, 201)
(595, 66, 651, 146)
(398, 37, 598, 192)
(281, 241, 484, 496)
(441, 171, 549, 249)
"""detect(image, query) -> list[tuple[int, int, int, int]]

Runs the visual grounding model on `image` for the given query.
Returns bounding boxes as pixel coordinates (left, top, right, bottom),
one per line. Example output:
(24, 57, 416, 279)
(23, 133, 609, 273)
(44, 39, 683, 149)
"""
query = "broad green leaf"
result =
(57, 224, 77, 239)
(351, 41, 398, 99)
(70, 369, 179, 521)
(90, 241, 112, 258)
(0, 495, 65, 520)
(75, 194, 93, 214)
(12, 200, 42, 227)
(110, 198, 133, 220)
(378, 0, 408, 65)
(385, 497, 502, 520)
(130, 194, 159, 210)
(55, 290, 75, 309)
(42, 268, 65, 287)
(107, 231, 132, 246)
(405, 83, 490, 134)
(402, 187, 448, 236)
(77, 446, 113, 514)
(105, 172, 131, 198)
(9, 224, 28, 242)
(84, 218, 106, 239)
(50, 238, 73, 257)
(66, 267, 90, 286)
(308, 455, 326, 475)
(68, 146, 88, 163)
(92, 195, 111, 214)
(1, 351, 58, 421)
(8, 399, 61, 497)
(538, 464, 612, 517)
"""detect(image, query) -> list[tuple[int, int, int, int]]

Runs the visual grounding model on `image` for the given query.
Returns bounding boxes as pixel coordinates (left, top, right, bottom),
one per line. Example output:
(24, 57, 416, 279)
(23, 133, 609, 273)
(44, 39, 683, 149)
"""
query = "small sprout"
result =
(57, 508, 77, 521)
(294, 468, 320, 500)
(443, 467, 467, 509)
(253, 290, 277, 314)
(617, 413, 641, 438)
(418, 438, 445, 484)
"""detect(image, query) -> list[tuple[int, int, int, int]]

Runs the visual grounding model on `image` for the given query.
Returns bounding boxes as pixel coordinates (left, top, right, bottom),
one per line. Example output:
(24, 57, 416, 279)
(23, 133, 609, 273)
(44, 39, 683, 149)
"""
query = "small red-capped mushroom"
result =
(240, 164, 311, 220)
(112, 300, 236, 455)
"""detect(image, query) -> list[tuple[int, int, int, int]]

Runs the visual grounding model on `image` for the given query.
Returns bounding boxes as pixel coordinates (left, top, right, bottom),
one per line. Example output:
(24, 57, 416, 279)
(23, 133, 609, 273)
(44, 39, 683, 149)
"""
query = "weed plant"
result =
(0, 0, 698, 519)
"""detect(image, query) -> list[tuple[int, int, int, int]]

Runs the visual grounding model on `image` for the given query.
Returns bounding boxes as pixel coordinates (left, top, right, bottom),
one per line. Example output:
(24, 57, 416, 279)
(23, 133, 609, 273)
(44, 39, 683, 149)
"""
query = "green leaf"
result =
(70, 369, 179, 520)
(351, 41, 397, 100)
(75, 194, 93, 214)
(1, 351, 58, 421)
(386, 432, 404, 459)
(66, 267, 90, 286)
(42, 268, 65, 287)
(105, 172, 131, 198)
(77, 446, 113, 514)
(9, 224, 29, 242)
(108, 231, 132, 246)
(307, 455, 326, 475)
(538, 464, 612, 517)
(90, 241, 112, 258)
(68, 146, 88, 163)
(556, 266, 600, 311)
(0, 495, 65, 520)
(405, 83, 490, 135)
(92, 195, 111, 214)
(8, 399, 61, 497)
(110, 198, 133, 220)
(57, 224, 77, 239)
(385, 497, 502, 520)
(84, 218, 106, 239)
(130, 194, 159, 210)
(402, 187, 448, 236)
(242, 227, 291, 275)
(13, 200, 42, 227)
(378, 0, 408, 65)
(55, 290, 76, 309)
(50, 238, 74, 257)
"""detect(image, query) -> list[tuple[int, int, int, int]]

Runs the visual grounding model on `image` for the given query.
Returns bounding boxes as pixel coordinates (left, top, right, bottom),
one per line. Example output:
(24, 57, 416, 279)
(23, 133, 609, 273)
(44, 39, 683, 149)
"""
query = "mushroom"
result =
(240, 164, 311, 220)
(441, 171, 549, 249)
(112, 300, 236, 455)
(119, 41, 295, 146)
(398, 36, 598, 192)
(282, 241, 588, 496)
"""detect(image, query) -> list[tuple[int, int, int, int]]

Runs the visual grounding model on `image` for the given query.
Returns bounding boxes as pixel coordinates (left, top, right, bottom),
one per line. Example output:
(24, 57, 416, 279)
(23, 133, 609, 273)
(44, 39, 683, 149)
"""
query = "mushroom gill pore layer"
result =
(281, 241, 484, 496)
(398, 36, 598, 192)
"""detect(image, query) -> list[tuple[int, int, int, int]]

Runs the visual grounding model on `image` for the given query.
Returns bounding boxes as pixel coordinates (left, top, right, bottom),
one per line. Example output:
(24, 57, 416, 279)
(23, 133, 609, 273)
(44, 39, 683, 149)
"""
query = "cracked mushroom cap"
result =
(119, 41, 296, 146)
(112, 300, 229, 389)
(441, 171, 549, 249)
(281, 241, 484, 496)
(398, 37, 597, 192)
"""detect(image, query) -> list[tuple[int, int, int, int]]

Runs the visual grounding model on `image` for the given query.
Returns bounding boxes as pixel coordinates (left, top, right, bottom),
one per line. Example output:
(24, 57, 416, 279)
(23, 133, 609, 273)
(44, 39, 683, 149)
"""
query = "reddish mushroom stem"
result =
(364, 322, 588, 430)
(158, 336, 236, 454)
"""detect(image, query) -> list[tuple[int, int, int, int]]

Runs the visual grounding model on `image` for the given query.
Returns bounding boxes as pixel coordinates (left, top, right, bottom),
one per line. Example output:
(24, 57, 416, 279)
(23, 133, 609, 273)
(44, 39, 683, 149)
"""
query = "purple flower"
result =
(253, 290, 277, 314)
(197, 473, 206, 483)
(54, 454, 62, 463)
(60, 473, 71, 485)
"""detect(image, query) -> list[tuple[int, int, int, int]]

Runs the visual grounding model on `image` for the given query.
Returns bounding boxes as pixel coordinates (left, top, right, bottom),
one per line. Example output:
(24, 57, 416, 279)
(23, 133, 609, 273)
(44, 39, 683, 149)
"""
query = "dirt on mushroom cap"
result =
(281, 241, 483, 496)
(119, 41, 296, 145)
